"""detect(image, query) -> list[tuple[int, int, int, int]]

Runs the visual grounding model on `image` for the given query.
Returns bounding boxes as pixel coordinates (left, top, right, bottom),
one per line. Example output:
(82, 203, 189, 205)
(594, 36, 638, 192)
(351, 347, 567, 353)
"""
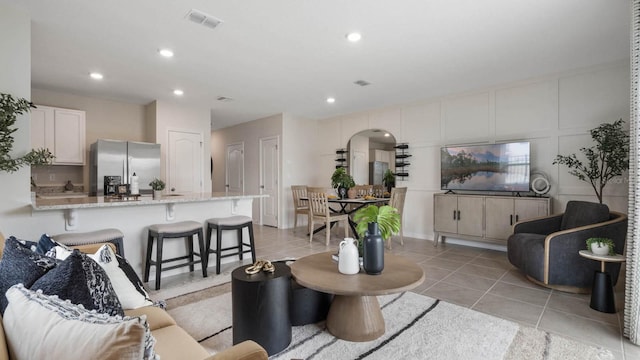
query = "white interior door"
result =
(168, 130, 202, 194)
(352, 150, 366, 184)
(226, 143, 244, 193)
(260, 137, 279, 227)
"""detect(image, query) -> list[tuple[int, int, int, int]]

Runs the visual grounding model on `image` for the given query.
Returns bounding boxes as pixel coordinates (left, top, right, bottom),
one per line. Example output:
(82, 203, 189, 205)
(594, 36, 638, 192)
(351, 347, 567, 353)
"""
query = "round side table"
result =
(578, 250, 625, 313)
(231, 262, 291, 356)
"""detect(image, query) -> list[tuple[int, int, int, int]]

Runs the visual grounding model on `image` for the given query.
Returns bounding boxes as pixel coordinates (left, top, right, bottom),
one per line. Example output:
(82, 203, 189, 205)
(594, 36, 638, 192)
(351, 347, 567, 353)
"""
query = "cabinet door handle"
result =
(510, 214, 513, 226)
(515, 215, 519, 223)
(457, 210, 461, 221)
(453, 210, 457, 220)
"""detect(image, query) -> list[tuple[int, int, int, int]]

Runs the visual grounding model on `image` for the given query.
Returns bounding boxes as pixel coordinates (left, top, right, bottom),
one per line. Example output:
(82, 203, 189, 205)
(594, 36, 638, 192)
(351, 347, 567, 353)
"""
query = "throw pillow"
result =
(88, 244, 154, 309)
(2, 284, 158, 360)
(51, 244, 154, 309)
(30, 250, 124, 317)
(0, 236, 58, 314)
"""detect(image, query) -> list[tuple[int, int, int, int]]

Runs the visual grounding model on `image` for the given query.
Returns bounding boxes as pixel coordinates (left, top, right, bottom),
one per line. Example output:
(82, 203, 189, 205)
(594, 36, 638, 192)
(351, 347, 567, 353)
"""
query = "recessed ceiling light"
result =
(326, 97, 336, 104)
(158, 48, 174, 58)
(346, 32, 362, 42)
(173, 89, 184, 96)
(384, 133, 390, 137)
(89, 72, 103, 80)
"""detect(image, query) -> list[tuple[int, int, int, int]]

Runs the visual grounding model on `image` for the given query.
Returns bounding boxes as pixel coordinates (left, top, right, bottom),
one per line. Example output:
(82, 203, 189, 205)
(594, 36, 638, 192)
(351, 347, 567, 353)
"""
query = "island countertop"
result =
(32, 192, 267, 211)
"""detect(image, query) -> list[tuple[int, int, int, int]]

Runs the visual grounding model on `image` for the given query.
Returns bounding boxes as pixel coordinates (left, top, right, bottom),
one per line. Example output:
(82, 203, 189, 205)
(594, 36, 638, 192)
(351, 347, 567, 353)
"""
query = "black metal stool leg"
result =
(216, 225, 223, 274)
(198, 229, 207, 278)
(143, 233, 154, 282)
(237, 228, 244, 260)
(247, 222, 256, 263)
(155, 235, 164, 290)
(187, 235, 195, 272)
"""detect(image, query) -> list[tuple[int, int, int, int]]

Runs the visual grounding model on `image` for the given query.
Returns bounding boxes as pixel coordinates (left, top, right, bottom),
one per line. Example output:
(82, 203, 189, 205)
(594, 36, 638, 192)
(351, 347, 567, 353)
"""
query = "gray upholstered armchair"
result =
(507, 201, 627, 293)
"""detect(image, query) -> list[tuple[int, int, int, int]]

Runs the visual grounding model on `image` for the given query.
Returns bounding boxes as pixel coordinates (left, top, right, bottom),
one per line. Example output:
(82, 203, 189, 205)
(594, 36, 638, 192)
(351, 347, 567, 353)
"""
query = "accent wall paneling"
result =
(402, 102, 441, 145)
(495, 80, 557, 136)
(369, 107, 401, 138)
(443, 92, 490, 142)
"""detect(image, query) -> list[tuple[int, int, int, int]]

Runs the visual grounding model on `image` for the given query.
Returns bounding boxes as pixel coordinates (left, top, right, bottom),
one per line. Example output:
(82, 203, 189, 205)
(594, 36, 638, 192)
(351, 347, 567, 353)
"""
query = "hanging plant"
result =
(0, 93, 54, 172)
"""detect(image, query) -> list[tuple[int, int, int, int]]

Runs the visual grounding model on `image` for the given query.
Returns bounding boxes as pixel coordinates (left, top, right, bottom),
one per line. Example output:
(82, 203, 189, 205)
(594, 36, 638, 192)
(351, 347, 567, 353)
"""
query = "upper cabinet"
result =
(31, 105, 86, 165)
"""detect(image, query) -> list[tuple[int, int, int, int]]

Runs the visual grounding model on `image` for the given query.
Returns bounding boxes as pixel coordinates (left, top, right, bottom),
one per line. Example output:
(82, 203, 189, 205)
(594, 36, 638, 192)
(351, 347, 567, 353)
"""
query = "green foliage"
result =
(585, 237, 615, 256)
(382, 169, 395, 188)
(353, 205, 401, 241)
(553, 119, 629, 204)
(0, 93, 55, 172)
(149, 178, 166, 190)
(331, 167, 355, 189)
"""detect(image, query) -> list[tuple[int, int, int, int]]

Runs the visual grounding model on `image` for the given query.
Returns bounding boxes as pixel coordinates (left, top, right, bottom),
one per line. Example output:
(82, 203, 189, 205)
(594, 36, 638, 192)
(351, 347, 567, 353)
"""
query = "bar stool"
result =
(205, 216, 256, 274)
(53, 228, 125, 257)
(144, 221, 207, 290)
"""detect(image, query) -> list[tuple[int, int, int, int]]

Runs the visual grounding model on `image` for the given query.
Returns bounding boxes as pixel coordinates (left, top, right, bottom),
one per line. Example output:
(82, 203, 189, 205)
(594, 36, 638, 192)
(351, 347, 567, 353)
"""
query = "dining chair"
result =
(388, 187, 407, 249)
(291, 185, 309, 231)
(307, 189, 349, 246)
(372, 184, 385, 198)
(354, 185, 373, 197)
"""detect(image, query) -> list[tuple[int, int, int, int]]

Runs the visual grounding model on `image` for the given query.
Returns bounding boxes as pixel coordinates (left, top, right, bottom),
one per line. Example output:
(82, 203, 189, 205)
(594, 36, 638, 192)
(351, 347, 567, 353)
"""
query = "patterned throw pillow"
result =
(0, 236, 58, 314)
(3, 284, 158, 360)
(30, 250, 124, 317)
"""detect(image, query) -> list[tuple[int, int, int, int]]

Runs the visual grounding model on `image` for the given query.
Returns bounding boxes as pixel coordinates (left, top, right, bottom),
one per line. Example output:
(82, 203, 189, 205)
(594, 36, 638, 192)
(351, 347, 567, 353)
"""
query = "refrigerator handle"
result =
(127, 156, 132, 182)
(123, 159, 127, 183)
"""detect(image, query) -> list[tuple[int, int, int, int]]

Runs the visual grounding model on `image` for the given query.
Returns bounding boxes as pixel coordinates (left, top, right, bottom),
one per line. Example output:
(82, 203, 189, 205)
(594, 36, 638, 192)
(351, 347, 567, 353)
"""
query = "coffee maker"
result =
(103, 176, 121, 196)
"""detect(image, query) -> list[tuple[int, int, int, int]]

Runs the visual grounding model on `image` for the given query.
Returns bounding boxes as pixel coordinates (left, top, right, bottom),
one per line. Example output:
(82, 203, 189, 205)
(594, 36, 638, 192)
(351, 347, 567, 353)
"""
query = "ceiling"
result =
(1, 1, 631, 130)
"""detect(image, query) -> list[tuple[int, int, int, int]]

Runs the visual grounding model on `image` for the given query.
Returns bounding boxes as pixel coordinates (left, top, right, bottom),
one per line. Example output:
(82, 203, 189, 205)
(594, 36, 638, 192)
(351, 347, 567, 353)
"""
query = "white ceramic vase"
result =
(338, 238, 360, 275)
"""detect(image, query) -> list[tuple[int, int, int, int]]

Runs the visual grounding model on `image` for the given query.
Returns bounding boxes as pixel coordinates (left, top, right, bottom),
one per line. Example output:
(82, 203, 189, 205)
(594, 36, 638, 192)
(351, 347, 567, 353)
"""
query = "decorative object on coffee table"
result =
(338, 238, 359, 275)
(362, 223, 384, 275)
(354, 204, 400, 272)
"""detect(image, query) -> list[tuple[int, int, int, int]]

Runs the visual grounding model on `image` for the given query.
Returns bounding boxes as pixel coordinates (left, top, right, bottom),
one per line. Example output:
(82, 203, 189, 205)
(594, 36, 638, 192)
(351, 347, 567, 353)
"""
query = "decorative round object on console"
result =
(530, 172, 551, 195)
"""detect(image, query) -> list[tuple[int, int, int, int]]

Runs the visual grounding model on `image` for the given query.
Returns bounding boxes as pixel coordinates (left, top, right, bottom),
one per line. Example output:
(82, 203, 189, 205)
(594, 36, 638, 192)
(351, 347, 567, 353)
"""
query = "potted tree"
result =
(0, 93, 55, 172)
(382, 169, 395, 194)
(553, 119, 629, 204)
(331, 167, 355, 199)
(149, 178, 165, 199)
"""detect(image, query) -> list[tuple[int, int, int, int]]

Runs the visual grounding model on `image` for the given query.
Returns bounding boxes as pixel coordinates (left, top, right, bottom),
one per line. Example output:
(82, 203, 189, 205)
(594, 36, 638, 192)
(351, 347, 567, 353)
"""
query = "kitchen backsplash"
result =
(31, 165, 84, 192)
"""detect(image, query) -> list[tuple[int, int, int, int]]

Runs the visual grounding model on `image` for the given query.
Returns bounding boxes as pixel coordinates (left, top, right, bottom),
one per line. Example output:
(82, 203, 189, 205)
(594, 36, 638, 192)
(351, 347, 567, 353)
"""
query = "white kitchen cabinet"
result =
(31, 105, 86, 165)
(433, 193, 550, 246)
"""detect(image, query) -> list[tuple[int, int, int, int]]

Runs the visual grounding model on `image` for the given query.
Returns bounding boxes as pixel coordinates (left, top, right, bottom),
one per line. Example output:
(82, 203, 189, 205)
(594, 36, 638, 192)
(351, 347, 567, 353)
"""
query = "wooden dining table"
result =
(305, 196, 389, 238)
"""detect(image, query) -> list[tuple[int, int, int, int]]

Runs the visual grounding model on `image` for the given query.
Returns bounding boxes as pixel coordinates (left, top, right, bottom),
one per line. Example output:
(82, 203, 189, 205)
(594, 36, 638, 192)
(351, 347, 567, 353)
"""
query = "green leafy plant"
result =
(0, 93, 55, 172)
(149, 178, 166, 191)
(331, 167, 355, 189)
(354, 205, 401, 241)
(585, 238, 615, 256)
(553, 119, 629, 204)
(382, 169, 395, 191)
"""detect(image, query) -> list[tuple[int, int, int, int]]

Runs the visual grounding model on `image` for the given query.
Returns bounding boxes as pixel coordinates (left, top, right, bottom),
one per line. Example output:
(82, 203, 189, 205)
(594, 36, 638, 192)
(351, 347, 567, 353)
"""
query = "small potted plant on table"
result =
(331, 167, 355, 199)
(354, 204, 401, 274)
(586, 238, 615, 256)
(149, 178, 165, 199)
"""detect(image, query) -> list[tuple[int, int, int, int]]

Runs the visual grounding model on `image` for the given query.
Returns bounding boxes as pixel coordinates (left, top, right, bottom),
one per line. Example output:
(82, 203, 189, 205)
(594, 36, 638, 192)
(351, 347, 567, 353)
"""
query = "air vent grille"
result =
(354, 80, 371, 86)
(186, 9, 223, 30)
(216, 96, 233, 102)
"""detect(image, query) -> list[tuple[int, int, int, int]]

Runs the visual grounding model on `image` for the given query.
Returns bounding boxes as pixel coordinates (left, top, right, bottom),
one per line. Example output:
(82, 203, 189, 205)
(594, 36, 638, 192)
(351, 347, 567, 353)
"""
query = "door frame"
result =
(259, 136, 280, 227)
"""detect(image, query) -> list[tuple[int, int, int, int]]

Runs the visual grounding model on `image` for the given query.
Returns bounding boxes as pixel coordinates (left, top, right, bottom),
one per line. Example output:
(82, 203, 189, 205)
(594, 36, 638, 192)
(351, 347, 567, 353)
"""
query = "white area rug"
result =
(166, 287, 614, 360)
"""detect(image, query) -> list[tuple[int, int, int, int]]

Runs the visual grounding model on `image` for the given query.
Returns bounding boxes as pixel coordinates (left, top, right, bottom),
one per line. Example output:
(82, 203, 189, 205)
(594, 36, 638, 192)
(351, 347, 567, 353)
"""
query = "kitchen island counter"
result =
(32, 192, 265, 210)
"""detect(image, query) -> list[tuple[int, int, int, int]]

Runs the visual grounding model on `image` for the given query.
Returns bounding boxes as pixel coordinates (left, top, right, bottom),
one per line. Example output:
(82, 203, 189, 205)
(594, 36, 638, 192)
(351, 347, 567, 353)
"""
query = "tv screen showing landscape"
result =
(440, 142, 530, 192)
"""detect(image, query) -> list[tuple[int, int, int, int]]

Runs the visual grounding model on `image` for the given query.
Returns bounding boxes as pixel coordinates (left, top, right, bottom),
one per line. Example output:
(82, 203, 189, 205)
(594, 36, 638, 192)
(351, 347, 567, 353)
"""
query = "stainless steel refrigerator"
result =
(90, 139, 161, 196)
(369, 161, 389, 185)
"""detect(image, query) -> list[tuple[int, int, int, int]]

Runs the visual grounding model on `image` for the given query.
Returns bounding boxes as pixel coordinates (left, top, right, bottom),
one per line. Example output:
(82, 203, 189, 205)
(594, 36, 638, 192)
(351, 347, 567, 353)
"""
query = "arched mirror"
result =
(347, 129, 396, 185)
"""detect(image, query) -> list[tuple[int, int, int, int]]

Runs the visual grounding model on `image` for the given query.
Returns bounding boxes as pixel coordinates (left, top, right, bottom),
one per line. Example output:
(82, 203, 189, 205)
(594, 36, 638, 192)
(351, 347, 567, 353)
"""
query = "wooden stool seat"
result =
(144, 221, 207, 289)
(53, 228, 125, 257)
(206, 216, 256, 274)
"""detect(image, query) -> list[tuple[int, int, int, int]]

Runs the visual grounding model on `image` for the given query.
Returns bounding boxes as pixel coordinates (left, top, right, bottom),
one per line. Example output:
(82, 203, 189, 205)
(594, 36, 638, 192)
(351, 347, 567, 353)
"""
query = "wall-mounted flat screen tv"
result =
(441, 142, 530, 192)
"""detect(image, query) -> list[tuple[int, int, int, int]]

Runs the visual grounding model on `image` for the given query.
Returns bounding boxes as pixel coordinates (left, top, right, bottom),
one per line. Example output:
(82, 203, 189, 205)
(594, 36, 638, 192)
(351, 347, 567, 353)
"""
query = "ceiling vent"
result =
(354, 80, 371, 87)
(186, 9, 223, 30)
(216, 96, 233, 102)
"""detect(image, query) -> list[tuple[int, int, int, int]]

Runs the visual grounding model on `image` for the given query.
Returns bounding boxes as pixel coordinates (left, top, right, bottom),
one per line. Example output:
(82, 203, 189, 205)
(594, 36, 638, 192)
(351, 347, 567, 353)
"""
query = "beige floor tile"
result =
(489, 282, 550, 307)
(411, 278, 439, 294)
(421, 257, 466, 271)
(623, 340, 640, 359)
(546, 291, 619, 326)
(499, 269, 550, 291)
(457, 263, 508, 280)
(472, 293, 543, 327)
(441, 272, 497, 292)
(538, 308, 622, 351)
(470, 257, 513, 270)
(418, 262, 453, 281)
(423, 282, 485, 308)
(433, 252, 477, 263)
(477, 249, 509, 260)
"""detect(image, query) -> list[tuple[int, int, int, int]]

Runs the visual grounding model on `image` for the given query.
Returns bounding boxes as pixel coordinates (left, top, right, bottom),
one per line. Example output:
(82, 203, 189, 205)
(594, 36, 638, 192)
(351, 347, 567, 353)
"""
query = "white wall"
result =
(313, 60, 630, 241)
(211, 114, 283, 222)
(348, 134, 369, 185)
(0, 4, 35, 237)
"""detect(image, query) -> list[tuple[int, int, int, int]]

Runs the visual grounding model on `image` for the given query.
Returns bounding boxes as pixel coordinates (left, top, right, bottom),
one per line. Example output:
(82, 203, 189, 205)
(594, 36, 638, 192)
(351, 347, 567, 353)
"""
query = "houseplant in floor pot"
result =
(382, 169, 395, 194)
(553, 119, 629, 204)
(586, 238, 615, 256)
(354, 205, 401, 274)
(331, 167, 355, 199)
(149, 178, 165, 199)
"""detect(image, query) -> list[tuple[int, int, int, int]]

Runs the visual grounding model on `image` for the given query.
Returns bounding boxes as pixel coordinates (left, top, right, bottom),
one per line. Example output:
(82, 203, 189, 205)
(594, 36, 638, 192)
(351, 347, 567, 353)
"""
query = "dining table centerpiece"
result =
(331, 167, 355, 199)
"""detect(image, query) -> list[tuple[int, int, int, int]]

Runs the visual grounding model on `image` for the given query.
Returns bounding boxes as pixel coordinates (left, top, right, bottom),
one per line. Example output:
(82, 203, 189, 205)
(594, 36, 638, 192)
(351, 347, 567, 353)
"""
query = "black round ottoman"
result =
(290, 278, 333, 326)
(231, 262, 291, 356)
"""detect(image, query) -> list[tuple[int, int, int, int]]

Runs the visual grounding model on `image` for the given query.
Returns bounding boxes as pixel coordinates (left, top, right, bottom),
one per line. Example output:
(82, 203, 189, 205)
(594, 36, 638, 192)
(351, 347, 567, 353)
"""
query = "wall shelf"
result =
(394, 143, 410, 179)
(335, 148, 348, 169)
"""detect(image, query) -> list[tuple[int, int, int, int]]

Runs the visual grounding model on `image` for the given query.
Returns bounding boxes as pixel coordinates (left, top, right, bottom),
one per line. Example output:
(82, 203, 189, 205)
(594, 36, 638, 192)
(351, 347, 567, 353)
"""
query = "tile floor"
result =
(152, 225, 640, 359)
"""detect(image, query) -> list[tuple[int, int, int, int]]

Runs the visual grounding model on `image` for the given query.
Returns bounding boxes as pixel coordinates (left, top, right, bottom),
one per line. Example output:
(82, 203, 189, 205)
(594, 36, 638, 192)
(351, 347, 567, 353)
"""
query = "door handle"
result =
(515, 215, 519, 223)
(510, 214, 513, 226)
(260, 185, 265, 189)
(457, 210, 461, 221)
(453, 210, 456, 220)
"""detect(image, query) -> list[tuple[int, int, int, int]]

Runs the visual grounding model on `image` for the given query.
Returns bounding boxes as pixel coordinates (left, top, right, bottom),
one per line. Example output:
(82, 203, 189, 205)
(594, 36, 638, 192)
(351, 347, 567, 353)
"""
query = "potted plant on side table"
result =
(586, 238, 616, 256)
(149, 178, 165, 199)
(354, 204, 401, 274)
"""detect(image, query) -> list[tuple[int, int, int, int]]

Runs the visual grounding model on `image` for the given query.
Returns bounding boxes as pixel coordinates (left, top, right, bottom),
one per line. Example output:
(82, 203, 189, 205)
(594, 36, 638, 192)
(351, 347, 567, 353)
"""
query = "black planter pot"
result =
(338, 187, 347, 199)
(363, 222, 384, 275)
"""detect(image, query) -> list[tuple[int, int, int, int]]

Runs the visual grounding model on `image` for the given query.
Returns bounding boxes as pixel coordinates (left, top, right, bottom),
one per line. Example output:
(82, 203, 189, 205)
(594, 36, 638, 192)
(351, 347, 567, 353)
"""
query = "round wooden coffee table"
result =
(290, 251, 424, 342)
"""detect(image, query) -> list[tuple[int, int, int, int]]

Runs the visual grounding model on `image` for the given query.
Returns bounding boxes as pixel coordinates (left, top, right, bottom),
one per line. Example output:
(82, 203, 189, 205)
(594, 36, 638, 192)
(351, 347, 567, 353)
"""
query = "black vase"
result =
(338, 187, 347, 199)
(363, 222, 384, 275)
